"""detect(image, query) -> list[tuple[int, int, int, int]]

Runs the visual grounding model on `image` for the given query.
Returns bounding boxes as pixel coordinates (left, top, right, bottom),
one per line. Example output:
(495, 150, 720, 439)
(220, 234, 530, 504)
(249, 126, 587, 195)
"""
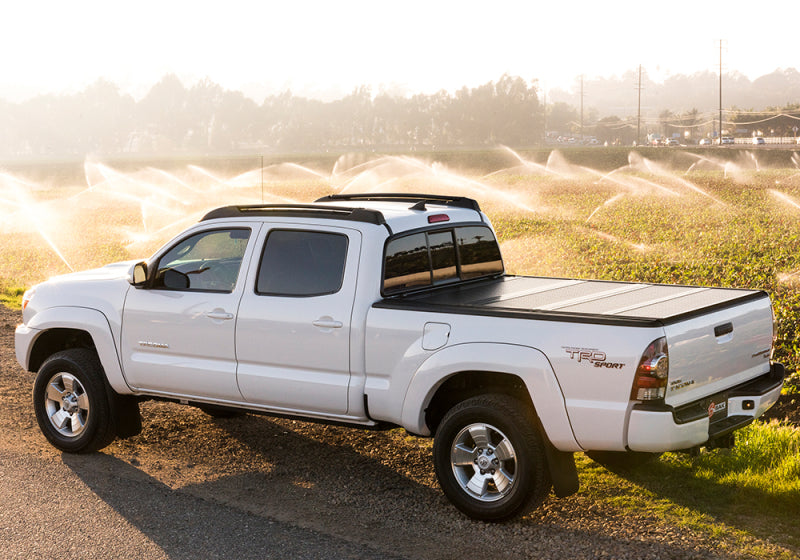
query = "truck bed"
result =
(376, 275, 769, 327)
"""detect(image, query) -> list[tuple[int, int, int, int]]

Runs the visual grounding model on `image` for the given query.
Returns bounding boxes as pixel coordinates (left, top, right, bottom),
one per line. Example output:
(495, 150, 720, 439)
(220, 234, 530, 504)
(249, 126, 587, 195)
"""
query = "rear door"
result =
(235, 224, 361, 415)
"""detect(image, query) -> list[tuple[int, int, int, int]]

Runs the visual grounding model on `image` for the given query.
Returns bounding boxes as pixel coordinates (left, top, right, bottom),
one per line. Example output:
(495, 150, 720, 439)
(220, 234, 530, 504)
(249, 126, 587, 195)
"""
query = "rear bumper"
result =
(626, 362, 785, 452)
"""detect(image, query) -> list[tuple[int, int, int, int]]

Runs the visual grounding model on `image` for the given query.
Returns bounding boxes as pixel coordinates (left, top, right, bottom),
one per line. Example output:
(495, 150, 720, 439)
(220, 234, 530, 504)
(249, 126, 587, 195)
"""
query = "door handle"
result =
(313, 318, 343, 329)
(205, 310, 234, 321)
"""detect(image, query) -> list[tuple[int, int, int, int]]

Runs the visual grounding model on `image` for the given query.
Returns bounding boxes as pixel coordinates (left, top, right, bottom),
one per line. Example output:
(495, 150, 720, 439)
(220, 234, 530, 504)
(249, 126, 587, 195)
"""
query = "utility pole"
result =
(580, 75, 584, 142)
(636, 65, 643, 146)
(541, 83, 547, 146)
(718, 39, 726, 141)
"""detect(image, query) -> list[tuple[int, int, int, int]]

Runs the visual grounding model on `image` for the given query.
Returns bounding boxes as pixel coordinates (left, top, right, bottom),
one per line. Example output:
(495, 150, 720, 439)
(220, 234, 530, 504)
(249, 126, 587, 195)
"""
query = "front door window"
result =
(153, 228, 251, 292)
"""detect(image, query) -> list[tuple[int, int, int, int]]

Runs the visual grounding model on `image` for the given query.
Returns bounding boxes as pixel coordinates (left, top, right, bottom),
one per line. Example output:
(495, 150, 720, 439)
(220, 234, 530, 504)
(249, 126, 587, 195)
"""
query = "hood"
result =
(45, 260, 142, 285)
(22, 260, 141, 325)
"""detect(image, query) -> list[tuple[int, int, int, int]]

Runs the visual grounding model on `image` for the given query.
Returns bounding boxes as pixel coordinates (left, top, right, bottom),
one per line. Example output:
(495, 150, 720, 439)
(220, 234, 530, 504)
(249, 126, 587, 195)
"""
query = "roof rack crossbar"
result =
(315, 193, 481, 212)
(201, 204, 387, 226)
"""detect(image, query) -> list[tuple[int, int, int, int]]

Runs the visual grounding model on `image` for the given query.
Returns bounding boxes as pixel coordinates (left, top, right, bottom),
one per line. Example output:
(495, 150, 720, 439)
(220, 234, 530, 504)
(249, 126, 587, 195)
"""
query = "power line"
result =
(726, 113, 800, 125)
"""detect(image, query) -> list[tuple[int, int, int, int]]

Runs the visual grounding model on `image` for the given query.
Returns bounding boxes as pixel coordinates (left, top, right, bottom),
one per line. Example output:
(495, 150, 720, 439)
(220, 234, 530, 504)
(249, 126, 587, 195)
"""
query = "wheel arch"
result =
(22, 307, 131, 394)
(400, 342, 580, 452)
(27, 328, 94, 373)
(424, 370, 531, 435)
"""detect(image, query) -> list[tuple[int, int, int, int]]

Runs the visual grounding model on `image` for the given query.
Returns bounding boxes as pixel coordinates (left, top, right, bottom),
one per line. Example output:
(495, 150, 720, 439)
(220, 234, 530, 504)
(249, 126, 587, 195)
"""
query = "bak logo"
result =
(563, 347, 625, 369)
(708, 401, 727, 418)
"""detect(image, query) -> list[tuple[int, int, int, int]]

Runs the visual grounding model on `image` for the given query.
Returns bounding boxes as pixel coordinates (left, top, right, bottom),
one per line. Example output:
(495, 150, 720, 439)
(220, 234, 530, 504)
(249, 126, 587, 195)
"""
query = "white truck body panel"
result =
(365, 303, 664, 450)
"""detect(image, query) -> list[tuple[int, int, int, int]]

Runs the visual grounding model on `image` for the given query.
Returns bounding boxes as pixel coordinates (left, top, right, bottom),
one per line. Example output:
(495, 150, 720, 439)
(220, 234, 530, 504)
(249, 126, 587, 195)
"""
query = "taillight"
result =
(631, 337, 669, 401)
(771, 304, 778, 360)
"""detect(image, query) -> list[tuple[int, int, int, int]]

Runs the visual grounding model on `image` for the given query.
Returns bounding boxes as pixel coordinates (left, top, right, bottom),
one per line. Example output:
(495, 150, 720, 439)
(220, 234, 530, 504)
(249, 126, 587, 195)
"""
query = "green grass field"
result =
(2, 149, 799, 556)
(575, 421, 800, 558)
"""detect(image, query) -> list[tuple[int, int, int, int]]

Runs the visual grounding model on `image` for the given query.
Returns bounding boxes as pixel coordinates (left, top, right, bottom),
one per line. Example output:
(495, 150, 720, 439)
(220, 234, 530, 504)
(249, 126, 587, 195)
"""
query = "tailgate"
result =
(663, 295, 774, 408)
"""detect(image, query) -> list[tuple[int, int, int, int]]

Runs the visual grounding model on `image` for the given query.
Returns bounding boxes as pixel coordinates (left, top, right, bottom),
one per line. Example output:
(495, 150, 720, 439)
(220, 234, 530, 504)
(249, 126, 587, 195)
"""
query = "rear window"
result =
(383, 225, 503, 295)
(456, 226, 504, 280)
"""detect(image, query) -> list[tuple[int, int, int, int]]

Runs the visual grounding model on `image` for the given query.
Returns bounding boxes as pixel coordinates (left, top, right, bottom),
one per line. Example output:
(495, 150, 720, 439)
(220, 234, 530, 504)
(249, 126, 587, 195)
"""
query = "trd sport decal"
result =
(562, 346, 625, 369)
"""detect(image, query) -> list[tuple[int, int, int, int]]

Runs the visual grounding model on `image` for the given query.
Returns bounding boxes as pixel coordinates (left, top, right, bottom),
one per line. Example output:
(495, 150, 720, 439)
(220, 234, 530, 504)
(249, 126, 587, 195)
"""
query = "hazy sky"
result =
(3, 0, 797, 102)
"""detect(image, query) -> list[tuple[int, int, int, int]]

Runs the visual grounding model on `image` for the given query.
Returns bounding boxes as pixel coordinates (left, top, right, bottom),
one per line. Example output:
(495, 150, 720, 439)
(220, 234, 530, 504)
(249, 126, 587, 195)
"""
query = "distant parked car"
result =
(665, 138, 679, 146)
(752, 137, 765, 145)
(720, 136, 735, 145)
(699, 138, 711, 146)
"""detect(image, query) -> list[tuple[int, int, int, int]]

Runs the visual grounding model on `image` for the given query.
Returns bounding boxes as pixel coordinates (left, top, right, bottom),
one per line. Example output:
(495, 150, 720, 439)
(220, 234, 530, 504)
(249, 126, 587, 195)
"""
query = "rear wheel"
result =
(433, 394, 551, 521)
(33, 349, 116, 453)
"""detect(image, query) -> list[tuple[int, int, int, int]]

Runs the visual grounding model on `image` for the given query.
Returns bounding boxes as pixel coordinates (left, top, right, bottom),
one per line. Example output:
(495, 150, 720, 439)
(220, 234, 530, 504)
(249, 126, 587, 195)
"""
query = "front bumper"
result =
(14, 322, 38, 371)
(626, 362, 785, 452)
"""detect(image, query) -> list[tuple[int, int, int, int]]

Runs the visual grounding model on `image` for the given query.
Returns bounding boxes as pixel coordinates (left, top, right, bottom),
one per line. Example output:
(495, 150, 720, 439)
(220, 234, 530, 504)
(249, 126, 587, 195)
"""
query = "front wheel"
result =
(433, 394, 551, 521)
(33, 349, 116, 453)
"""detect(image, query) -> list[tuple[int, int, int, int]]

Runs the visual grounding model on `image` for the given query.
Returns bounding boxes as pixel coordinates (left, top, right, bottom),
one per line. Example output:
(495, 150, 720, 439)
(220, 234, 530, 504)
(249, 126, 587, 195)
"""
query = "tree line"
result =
(1, 69, 798, 157)
(0, 74, 544, 157)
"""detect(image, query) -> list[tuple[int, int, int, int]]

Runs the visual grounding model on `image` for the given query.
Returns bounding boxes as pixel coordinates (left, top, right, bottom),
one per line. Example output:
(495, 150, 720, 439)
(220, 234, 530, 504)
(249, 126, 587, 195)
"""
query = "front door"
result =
(121, 224, 258, 400)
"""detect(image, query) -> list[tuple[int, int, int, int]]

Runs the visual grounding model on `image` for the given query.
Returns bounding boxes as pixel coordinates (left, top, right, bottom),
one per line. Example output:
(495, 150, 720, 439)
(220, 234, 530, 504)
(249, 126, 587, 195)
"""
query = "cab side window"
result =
(256, 230, 348, 296)
(153, 228, 251, 292)
(383, 225, 503, 295)
(382, 232, 431, 293)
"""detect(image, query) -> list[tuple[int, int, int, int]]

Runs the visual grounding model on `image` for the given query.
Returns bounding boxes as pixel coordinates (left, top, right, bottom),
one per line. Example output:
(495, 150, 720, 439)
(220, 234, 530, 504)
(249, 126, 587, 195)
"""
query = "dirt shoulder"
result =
(1, 305, 796, 559)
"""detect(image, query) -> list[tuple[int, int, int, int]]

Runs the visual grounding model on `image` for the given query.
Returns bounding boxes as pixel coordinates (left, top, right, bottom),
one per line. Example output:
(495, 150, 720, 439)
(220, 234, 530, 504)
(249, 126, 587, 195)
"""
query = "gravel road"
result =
(0, 305, 793, 559)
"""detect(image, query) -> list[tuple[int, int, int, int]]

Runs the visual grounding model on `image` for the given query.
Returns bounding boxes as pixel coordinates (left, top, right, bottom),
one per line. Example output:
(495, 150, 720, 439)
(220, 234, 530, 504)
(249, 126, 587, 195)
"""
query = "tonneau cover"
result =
(377, 276, 768, 327)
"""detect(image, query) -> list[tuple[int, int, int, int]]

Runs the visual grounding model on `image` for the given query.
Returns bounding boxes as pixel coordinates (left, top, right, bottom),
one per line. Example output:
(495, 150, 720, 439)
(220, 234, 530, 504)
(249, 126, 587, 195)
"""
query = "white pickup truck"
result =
(15, 193, 785, 520)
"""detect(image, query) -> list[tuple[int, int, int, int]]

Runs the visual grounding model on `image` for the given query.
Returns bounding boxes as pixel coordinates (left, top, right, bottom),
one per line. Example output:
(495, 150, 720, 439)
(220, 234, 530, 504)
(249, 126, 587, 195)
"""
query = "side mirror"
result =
(163, 269, 190, 290)
(129, 262, 148, 287)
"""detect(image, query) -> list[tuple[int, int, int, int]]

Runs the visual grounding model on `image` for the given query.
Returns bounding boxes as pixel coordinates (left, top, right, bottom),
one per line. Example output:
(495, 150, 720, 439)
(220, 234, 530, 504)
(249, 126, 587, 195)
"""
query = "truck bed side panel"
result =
(365, 306, 663, 451)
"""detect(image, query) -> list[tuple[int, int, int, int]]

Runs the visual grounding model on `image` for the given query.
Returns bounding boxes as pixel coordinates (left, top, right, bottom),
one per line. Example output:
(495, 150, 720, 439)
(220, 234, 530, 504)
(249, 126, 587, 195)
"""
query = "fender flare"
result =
(400, 342, 581, 451)
(22, 306, 131, 394)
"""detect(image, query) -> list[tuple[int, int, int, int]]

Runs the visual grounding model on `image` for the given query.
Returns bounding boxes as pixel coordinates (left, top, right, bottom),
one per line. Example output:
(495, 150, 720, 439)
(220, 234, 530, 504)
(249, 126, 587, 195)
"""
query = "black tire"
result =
(33, 349, 116, 453)
(433, 394, 551, 521)
(586, 450, 662, 470)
